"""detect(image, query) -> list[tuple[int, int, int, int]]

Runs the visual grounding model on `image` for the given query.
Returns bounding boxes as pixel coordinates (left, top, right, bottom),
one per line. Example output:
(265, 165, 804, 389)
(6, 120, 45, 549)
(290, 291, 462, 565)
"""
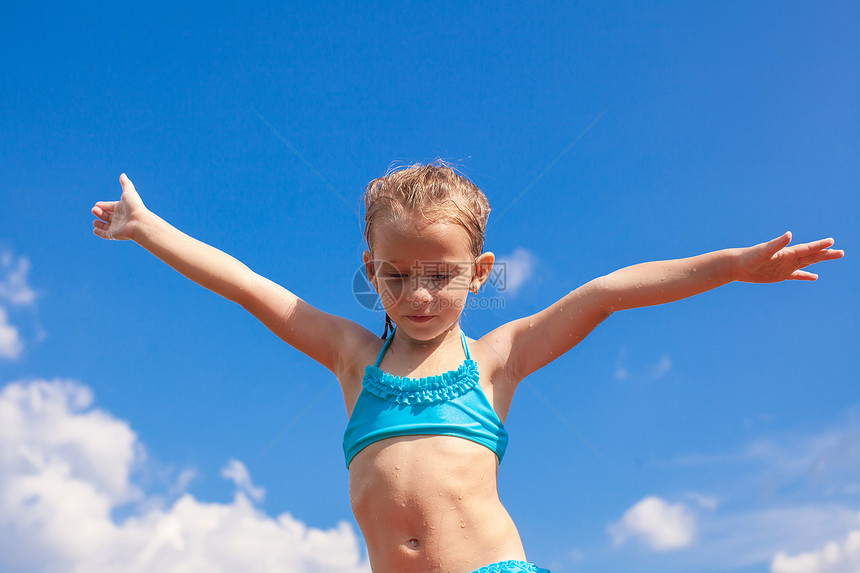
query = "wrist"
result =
(129, 208, 162, 245)
(724, 247, 745, 283)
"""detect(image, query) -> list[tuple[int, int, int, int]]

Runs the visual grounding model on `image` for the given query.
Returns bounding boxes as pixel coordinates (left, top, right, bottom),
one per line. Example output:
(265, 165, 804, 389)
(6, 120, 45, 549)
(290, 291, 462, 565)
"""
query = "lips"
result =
(405, 315, 434, 323)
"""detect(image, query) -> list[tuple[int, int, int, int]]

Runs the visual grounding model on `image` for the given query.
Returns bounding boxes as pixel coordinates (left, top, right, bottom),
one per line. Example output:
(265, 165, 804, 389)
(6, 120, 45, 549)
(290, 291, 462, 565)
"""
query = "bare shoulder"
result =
(467, 329, 520, 421)
(334, 321, 386, 412)
(465, 280, 611, 416)
(337, 322, 386, 376)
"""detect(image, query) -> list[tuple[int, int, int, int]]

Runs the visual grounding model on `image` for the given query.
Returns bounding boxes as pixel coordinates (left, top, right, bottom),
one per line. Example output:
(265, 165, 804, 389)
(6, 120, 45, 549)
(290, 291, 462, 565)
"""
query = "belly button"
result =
(407, 538, 420, 549)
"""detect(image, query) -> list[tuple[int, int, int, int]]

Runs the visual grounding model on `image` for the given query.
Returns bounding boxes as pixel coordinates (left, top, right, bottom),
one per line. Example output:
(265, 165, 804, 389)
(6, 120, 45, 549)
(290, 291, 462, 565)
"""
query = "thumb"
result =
(119, 173, 137, 194)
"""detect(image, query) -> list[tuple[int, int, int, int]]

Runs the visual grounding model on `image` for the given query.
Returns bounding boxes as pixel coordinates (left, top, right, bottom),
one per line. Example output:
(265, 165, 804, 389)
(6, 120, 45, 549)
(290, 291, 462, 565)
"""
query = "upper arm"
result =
(483, 277, 612, 387)
(237, 273, 379, 380)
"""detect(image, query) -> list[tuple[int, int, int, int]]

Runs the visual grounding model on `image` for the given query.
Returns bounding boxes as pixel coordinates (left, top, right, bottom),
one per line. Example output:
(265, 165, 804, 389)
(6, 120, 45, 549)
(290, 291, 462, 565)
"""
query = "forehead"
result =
(369, 215, 473, 265)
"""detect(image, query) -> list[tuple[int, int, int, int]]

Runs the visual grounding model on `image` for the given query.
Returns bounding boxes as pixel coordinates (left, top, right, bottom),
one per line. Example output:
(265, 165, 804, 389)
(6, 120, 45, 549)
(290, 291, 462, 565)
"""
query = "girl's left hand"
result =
(733, 232, 844, 283)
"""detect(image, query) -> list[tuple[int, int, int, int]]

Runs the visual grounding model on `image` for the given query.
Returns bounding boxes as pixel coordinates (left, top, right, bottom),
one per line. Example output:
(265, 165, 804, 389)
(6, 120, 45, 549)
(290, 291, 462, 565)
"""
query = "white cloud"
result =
(0, 249, 39, 359)
(495, 248, 537, 296)
(221, 458, 266, 503)
(0, 378, 371, 573)
(609, 496, 696, 551)
(0, 251, 37, 306)
(0, 307, 23, 359)
(771, 527, 860, 573)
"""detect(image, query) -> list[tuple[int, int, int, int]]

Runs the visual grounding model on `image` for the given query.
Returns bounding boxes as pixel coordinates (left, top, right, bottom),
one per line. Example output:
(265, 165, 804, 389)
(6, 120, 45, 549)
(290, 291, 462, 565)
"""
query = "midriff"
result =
(349, 434, 526, 573)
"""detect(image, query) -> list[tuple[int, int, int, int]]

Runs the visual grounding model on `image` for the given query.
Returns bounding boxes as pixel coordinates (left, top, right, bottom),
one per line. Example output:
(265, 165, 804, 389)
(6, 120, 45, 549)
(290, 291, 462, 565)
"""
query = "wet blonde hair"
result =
(362, 161, 491, 257)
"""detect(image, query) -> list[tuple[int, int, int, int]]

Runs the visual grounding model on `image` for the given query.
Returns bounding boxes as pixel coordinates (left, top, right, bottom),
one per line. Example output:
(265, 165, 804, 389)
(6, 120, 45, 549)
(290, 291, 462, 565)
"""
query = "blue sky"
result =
(1, 1, 858, 571)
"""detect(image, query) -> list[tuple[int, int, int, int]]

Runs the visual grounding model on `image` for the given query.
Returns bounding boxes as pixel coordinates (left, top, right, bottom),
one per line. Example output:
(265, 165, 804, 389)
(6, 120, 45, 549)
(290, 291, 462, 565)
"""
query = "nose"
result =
(407, 283, 433, 305)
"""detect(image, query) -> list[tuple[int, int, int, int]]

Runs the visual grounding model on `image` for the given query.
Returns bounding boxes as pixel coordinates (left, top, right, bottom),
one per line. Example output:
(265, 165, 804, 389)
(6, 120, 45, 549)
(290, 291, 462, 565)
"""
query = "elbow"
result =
(586, 276, 616, 317)
(234, 271, 263, 309)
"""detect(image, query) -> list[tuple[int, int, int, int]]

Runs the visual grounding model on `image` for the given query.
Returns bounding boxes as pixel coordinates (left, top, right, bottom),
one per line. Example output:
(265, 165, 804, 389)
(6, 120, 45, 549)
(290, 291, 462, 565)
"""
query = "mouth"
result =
(404, 315, 435, 324)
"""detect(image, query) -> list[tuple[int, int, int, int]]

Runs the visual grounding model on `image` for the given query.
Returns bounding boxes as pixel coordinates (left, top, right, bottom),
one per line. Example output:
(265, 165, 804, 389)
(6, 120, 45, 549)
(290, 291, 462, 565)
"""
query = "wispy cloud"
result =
(685, 492, 720, 511)
(669, 422, 860, 496)
(651, 354, 672, 379)
(221, 459, 266, 503)
(0, 251, 37, 306)
(698, 504, 860, 569)
(0, 250, 38, 360)
(0, 378, 371, 573)
(614, 348, 672, 381)
(494, 248, 537, 296)
(621, 421, 860, 570)
(0, 307, 23, 359)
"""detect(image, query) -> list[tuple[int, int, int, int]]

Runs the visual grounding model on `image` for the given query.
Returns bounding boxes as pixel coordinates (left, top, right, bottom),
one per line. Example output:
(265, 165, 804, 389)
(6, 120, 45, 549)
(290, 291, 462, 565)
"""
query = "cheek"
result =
(378, 280, 407, 305)
(451, 273, 473, 291)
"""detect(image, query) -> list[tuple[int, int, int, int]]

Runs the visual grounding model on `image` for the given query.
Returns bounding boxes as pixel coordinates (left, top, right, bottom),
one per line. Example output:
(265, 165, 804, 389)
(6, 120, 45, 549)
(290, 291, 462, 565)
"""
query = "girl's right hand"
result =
(92, 173, 147, 241)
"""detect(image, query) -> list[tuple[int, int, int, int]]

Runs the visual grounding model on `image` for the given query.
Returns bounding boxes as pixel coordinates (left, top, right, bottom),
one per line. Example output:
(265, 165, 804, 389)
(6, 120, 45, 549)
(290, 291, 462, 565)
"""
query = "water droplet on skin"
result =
(692, 267, 697, 272)
(394, 465, 401, 470)
(458, 495, 463, 500)
(460, 520, 467, 528)
(529, 322, 534, 328)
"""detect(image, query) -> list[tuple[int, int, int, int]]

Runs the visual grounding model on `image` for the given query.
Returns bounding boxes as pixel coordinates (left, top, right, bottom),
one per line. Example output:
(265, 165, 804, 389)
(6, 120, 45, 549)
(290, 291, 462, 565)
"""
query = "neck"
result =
(391, 324, 463, 354)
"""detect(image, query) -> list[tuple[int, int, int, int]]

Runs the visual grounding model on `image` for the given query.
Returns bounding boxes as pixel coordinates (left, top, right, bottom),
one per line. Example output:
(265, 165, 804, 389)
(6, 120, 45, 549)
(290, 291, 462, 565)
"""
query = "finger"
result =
(789, 269, 818, 281)
(93, 200, 117, 211)
(93, 224, 110, 240)
(790, 237, 836, 257)
(91, 205, 113, 222)
(797, 248, 845, 268)
(762, 231, 792, 256)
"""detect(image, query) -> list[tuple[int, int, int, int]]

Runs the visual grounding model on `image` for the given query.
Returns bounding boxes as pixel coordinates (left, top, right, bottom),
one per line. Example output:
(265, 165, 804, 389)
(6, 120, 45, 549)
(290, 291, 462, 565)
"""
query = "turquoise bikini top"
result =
(343, 329, 509, 468)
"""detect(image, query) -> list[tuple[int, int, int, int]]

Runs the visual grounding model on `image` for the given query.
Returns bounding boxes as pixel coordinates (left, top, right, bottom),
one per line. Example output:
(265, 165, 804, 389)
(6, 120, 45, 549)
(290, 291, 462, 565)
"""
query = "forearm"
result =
(597, 248, 738, 312)
(133, 210, 256, 305)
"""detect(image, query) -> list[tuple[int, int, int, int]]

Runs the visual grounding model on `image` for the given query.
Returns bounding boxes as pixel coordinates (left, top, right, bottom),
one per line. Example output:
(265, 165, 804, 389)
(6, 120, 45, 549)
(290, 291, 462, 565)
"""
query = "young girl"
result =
(92, 163, 842, 573)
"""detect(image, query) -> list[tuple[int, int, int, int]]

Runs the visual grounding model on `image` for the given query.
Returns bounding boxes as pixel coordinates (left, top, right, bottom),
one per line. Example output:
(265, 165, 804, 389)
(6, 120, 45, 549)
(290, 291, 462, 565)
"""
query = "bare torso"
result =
(349, 435, 525, 573)
(342, 332, 525, 573)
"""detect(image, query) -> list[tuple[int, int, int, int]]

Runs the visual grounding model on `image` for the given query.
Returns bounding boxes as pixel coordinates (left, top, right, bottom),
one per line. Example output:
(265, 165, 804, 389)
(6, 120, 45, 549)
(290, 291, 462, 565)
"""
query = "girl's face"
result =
(364, 213, 488, 342)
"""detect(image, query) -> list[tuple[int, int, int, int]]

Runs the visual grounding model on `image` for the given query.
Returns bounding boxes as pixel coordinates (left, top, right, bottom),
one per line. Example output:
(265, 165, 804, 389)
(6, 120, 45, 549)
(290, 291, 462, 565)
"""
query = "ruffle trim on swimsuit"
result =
(471, 560, 544, 573)
(362, 360, 480, 405)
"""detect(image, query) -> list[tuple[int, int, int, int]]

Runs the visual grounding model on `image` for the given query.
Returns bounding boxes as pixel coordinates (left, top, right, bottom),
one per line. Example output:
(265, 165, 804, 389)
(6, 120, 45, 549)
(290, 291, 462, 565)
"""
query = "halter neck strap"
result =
(373, 328, 471, 367)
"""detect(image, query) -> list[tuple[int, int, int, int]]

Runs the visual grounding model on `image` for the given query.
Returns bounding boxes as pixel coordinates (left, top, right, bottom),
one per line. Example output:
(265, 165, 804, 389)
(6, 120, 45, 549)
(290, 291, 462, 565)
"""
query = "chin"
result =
(395, 319, 460, 342)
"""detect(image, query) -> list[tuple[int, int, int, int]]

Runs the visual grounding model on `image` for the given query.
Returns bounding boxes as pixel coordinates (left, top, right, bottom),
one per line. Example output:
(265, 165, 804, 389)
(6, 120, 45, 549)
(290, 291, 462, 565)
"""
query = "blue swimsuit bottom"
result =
(472, 560, 550, 573)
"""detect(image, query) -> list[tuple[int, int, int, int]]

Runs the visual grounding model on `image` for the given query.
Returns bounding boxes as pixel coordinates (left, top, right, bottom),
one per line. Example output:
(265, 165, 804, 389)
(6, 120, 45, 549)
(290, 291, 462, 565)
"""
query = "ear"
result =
(363, 250, 380, 291)
(471, 252, 495, 292)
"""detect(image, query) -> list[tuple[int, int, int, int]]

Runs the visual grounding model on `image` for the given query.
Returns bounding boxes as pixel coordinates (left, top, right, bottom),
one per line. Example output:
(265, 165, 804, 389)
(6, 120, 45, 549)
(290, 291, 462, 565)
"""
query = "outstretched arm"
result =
(487, 233, 843, 385)
(596, 232, 841, 311)
(92, 174, 375, 376)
